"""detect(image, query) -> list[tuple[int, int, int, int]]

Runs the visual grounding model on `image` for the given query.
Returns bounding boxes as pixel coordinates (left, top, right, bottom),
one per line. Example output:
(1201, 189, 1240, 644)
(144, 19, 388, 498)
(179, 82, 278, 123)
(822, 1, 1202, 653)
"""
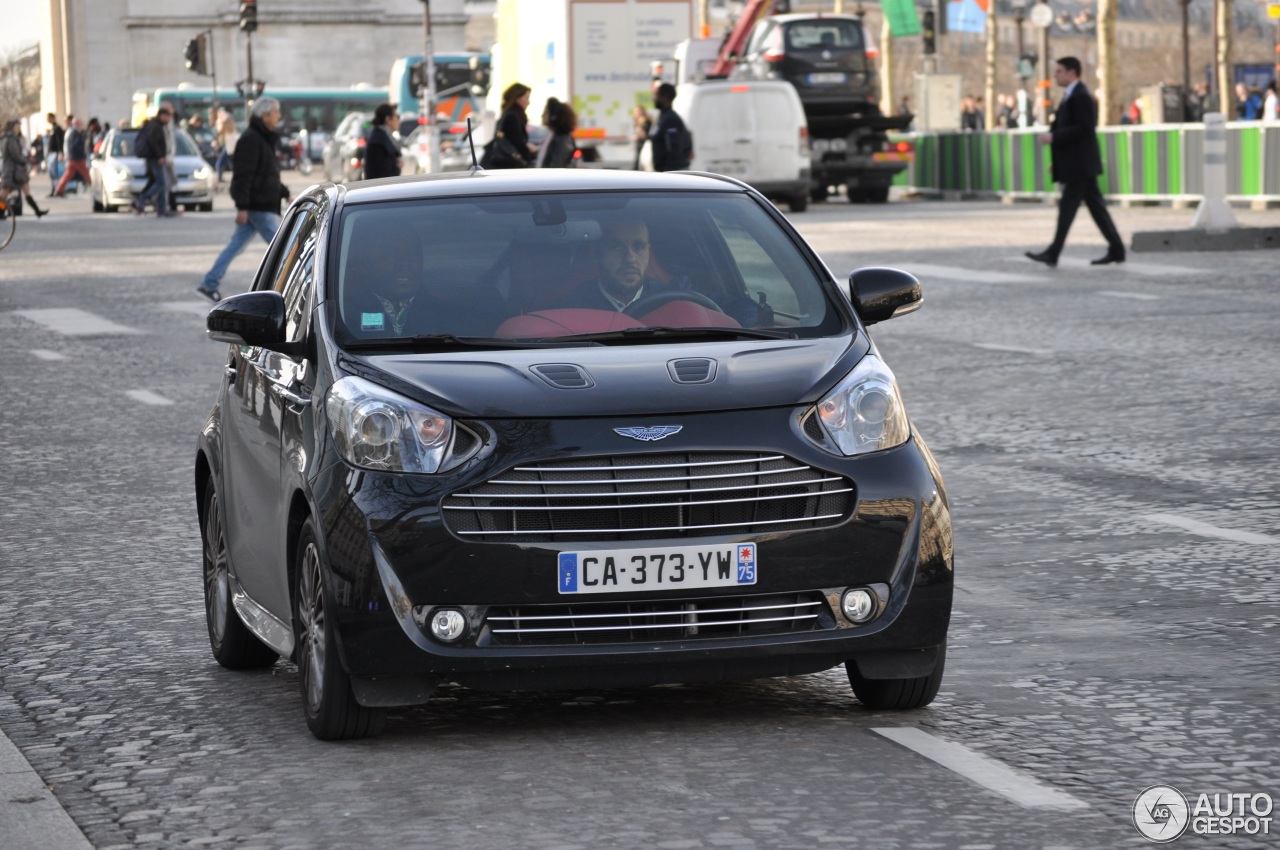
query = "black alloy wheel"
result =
(295, 518, 386, 740)
(201, 484, 278, 669)
(846, 644, 946, 710)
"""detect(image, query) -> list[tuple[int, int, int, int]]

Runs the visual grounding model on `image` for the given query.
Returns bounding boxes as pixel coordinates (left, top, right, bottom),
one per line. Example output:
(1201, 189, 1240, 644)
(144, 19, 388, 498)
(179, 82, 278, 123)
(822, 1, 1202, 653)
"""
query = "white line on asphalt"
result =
(872, 727, 1090, 811)
(125, 389, 175, 407)
(11, 308, 141, 336)
(1142, 513, 1279, 545)
(1053, 256, 1197, 277)
(162, 301, 218, 316)
(903, 263, 1050, 286)
(30, 349, 69, 361)
(970, 342, 1051, 355)
(1098, 291, 1162, 301)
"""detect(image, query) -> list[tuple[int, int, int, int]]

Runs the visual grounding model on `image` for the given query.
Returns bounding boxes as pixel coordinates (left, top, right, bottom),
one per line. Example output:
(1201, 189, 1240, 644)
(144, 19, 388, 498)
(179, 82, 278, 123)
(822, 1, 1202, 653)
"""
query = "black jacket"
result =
(493, 106, 531, 167)
(363, 125, 401, 179)
(230, 116, 288, 213)
(1049, 82, 1103, 184)
(650, 107, 691, 172)
(538, 131, 576, 168)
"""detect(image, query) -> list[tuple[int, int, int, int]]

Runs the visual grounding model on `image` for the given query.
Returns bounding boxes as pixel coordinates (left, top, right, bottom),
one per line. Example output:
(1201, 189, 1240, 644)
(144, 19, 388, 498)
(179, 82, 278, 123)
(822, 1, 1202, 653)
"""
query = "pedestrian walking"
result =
(630, 105, 651, 170)
(162, 103, 179, 216)
(1236, 83, 1263, 120)
(363, 103, 402, 180)
(2, 119, 49, 218)
(197, 97, 290, 302)
(1026, 57, 1125, 268)
(214, 109, 238, 186)
(85, 117, 103, 155)
(44, 113, 64, 195)
(132, 107, 172, 216)
(1264, 82, 1278, 123)
(481, 83, 534, 169)
(649, 83, 692, 172)
(536, 98, 577, 168)
(54, 117, 92, 197)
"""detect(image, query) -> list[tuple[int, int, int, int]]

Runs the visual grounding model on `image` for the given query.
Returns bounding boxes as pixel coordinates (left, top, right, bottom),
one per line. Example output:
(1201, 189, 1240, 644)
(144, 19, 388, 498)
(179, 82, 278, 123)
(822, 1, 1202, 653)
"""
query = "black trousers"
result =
(1048, 178, 1125, 258)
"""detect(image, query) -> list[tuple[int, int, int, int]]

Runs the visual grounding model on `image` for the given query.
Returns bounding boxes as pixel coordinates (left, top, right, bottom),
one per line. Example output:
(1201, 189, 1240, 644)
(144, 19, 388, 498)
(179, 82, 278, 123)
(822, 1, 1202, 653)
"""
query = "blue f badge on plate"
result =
(559, 553, 578, 592)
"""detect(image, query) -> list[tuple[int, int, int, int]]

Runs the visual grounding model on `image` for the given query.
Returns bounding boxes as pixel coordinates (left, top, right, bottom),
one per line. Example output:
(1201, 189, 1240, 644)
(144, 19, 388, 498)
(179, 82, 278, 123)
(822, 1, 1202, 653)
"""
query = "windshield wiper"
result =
(553, 326, 797, 344)
(343, 333, 575, 352)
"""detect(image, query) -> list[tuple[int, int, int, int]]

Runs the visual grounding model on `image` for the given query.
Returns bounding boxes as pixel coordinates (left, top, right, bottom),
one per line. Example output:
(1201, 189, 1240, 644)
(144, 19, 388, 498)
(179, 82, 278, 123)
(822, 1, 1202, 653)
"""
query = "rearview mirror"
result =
(848, 267, 922, 325)
(207, 291, 290, 350)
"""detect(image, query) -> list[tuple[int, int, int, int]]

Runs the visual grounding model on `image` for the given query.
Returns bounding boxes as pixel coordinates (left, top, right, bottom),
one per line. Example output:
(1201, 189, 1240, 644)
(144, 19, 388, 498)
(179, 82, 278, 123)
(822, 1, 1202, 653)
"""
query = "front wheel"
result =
(847, 644, 946, 710)
(0, 196, 15, 250)
(295, 518, 386, 740)
(201, 483, 278, 669)
(787, 193, 808, 213)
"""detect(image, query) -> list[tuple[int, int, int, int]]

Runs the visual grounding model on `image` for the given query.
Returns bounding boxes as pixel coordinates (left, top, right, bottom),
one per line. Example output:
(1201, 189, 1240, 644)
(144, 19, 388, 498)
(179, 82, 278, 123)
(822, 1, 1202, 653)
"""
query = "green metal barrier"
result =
(891, 122, 1280, 203)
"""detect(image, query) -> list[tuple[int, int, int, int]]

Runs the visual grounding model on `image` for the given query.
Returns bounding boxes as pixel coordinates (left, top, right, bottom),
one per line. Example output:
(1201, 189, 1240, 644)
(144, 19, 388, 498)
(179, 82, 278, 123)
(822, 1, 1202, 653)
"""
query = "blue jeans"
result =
(135, 159, 169, 214)
(202, 211, 281, 291)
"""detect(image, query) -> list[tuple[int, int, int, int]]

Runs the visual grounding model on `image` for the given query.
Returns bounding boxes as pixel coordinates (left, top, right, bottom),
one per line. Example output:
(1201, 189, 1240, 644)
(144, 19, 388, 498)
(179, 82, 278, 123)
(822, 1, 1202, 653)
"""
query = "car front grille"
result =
(484, 591, 834, 646)
(441, 452, 854, 542)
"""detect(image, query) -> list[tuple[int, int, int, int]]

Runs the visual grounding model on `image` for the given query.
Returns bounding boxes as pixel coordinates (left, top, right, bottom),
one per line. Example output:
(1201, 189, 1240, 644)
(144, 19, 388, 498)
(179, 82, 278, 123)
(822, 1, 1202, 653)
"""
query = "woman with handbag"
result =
(483, 83, 535, 169)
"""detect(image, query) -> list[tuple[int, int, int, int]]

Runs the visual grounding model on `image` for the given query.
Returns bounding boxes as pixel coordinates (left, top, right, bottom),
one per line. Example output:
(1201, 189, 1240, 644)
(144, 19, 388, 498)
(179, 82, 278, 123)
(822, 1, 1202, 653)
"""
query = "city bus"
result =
(130, 85, 389, 157)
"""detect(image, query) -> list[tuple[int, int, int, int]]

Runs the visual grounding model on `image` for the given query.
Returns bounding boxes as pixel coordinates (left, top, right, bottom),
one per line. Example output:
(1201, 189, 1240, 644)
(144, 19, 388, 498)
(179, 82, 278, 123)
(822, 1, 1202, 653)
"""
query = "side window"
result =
(254, 209, 308, 293)
(280, 209, 321, 342)
(708, 212, 801, 318)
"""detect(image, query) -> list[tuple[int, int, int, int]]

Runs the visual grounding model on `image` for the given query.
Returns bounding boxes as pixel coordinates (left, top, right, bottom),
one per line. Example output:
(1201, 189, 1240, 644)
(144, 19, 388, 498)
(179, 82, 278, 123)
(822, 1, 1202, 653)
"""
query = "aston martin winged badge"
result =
(613, 426, 683, 442)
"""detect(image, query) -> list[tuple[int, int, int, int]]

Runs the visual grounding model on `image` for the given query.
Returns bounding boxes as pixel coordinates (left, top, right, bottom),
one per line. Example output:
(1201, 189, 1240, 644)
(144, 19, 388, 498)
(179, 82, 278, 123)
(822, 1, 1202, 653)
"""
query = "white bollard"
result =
(1190, 112, 1240, 232)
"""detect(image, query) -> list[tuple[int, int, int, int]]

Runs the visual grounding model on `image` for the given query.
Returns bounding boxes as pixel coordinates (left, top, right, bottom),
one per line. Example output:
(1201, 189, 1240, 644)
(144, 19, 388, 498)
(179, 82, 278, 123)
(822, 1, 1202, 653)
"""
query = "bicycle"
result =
(0, 188, 17, 251)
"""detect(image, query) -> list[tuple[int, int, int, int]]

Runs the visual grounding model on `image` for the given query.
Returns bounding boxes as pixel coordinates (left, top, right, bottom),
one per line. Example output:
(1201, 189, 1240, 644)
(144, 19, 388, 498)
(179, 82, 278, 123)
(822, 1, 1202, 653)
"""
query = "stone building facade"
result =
(37, 0, 490, 126)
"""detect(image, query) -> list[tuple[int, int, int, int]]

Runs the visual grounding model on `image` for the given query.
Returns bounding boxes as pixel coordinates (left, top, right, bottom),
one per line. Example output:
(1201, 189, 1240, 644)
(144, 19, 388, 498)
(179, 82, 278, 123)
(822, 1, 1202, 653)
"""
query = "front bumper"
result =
(311, 408, 952, 703)
(102, 176, 214, 207)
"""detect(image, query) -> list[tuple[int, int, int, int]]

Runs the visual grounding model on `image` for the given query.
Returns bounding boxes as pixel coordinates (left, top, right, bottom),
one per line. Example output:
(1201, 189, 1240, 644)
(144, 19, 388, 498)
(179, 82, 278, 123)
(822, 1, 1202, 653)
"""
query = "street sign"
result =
(1030, 2, 1053, 29)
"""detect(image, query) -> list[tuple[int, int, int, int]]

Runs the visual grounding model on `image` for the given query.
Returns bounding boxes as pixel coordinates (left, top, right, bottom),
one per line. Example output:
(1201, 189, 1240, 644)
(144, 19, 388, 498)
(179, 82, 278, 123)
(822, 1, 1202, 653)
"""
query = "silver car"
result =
(90, 128, 215, 213)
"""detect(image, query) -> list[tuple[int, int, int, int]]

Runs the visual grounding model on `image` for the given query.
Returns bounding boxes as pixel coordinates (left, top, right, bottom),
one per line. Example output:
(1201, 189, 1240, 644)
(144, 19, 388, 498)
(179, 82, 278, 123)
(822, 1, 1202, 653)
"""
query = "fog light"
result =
(428, 608, 467, 643)
(841, 588, 876, 624)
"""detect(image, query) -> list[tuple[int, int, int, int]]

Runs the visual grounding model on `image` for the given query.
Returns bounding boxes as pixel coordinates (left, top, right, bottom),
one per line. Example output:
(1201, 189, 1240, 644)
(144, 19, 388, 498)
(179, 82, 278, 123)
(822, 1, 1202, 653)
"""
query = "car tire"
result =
(846, 644, 946, 710)
(295, 518, 386, 740)
(810, 184, 830, 202)
(201, 484, 279, 669)
(92, 198, 104, 213)
(199, 202, 214, 212)
(788, 193, 808, 213)
(866, 186, 890, 204)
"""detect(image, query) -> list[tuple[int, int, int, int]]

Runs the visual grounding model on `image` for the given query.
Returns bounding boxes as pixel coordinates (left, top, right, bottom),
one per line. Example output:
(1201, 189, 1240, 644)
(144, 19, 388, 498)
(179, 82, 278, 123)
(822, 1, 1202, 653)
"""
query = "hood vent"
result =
(531, 364, 594, 389)
(668, 358, 717, 384)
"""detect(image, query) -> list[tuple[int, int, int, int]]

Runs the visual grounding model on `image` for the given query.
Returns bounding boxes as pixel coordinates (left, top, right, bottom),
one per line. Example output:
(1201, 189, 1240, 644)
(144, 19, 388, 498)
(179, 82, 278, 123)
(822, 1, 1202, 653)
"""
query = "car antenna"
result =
(467, 116, 482, 173)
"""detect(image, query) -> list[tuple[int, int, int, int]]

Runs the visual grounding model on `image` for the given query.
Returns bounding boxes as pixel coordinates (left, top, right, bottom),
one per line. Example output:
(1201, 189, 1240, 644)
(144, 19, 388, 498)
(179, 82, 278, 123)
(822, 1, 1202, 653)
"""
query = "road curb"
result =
(0, 725, 93, 850)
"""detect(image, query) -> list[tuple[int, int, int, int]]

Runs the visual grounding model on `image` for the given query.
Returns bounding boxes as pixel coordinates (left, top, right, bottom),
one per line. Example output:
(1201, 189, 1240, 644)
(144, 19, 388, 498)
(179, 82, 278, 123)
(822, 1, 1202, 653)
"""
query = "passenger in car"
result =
(553, 218, 665, 312)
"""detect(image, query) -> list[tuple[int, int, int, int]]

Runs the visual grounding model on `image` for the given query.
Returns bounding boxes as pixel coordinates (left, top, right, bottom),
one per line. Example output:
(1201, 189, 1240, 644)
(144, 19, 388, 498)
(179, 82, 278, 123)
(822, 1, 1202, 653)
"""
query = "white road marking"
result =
(1054, 256, 1197, 276)
(124, 389, 175, 407)
(31, 349, 69, 361)
(903, 263, 1050, 286)
(11, 308, 140, 336)
(971, 342, 1051, 355)
(1143, 513, 1279, 545)
(162, 301, 218, 316)
(1098, 291, 1161, 301)
(872, 727, 1090, 811)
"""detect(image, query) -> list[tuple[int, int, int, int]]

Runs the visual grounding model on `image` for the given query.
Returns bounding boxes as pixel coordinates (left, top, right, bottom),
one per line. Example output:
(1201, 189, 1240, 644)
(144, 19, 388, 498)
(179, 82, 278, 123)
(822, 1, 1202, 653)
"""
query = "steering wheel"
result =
(622, 289, 723, 318)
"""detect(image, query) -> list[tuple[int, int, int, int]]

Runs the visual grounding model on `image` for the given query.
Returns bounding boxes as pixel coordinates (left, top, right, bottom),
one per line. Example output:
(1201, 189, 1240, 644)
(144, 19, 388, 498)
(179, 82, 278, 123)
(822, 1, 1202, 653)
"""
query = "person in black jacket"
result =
(649, 83, 691, 172)
(363, 103, 402, 180)
(198, 97, 290, 301)
(132, 108, 174, 216)
(486, 83, 534, 168)
(1026, 57, 1125, 268)
(536, 98, 577, 168)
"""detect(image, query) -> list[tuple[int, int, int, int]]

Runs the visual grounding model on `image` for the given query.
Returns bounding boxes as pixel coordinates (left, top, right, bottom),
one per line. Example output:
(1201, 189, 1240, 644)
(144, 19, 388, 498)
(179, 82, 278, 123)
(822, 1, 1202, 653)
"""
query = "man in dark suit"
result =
(1026, 57, 1126, 268)
(556, 219, 665, 311)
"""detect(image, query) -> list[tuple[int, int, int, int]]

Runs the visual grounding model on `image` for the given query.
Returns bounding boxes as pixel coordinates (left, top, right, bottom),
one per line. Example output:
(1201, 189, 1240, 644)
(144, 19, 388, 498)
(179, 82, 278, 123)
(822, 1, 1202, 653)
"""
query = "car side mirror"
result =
(206, 291, 295, 352)
(848, 267, 922, 325)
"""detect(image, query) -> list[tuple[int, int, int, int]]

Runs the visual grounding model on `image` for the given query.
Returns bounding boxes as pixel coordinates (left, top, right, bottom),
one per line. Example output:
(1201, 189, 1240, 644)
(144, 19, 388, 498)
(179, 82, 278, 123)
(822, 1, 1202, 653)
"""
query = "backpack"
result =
(133, 120, 152, 159)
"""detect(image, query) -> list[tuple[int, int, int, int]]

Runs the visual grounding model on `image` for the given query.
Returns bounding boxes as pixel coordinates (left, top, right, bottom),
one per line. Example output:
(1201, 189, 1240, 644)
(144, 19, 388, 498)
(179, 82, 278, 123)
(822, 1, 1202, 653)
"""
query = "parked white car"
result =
(90, 128, 215, 213)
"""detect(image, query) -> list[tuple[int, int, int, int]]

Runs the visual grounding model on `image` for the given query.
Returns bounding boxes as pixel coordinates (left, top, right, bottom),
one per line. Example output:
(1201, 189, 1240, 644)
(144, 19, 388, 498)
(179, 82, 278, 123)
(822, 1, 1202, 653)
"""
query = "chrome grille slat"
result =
(444, 487, 852, 512)
(484, 591, 835, 646)
(443, 451, 854, 543)
(487, 601, 824, 623)
(492, 614, 819, 634)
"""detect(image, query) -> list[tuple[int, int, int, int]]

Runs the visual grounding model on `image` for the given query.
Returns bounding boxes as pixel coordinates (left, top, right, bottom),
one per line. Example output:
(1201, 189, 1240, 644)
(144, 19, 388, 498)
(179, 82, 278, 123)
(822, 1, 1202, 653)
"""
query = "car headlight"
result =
(815, 354, 910, 456)
(326, 376, 453, 473)
(192, 165, 210, 180)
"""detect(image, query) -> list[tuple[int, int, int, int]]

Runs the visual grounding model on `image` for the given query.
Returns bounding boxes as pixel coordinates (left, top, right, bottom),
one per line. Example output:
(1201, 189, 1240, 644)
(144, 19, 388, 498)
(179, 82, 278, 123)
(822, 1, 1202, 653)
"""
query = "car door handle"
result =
(269, 383, 312, 408)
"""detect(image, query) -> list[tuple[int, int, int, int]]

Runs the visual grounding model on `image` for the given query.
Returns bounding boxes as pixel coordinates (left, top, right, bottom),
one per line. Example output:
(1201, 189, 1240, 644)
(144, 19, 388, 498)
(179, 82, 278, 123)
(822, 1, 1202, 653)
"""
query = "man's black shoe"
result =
(1090, 252, 1126, 265)
(196, 286, 222, 303)
(1025, 250, 1057, 268)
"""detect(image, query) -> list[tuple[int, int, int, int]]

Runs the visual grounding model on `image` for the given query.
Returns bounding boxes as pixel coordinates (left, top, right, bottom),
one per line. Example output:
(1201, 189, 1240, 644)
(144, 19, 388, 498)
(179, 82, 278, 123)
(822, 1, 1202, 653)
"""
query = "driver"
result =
(555, 218, 666, 311)
(344, 232, 428, 337)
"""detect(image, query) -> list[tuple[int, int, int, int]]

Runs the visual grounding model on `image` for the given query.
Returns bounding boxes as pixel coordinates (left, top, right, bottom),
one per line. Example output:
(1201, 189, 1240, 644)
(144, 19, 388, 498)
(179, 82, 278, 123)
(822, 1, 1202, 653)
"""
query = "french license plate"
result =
(808, 72, 847, 84)
(558, 544, 757, 595)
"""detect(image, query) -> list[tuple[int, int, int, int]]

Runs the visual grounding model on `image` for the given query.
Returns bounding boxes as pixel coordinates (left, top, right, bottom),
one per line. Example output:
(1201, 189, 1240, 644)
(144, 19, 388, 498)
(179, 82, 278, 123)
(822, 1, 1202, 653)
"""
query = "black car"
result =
(735, 13, 878, 115)
(195, 169, 952, 740)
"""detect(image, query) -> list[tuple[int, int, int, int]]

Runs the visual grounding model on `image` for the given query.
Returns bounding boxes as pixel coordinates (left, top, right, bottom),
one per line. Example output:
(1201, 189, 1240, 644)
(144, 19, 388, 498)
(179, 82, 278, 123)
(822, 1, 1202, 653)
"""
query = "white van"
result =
(673, 79, 811, 212)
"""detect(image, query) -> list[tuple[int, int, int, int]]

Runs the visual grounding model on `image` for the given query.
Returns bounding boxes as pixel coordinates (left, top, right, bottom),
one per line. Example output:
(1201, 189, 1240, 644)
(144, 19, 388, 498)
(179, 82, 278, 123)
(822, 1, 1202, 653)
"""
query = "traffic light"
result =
(239, 0, 258, 33)
(183, 33, 209, 76)
(922, 10, 936, 55)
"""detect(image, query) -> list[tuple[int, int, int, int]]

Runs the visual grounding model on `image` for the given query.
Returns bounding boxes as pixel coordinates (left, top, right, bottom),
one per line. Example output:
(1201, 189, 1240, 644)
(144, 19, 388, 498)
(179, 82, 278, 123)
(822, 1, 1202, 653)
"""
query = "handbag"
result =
(480, 133, 527, 169)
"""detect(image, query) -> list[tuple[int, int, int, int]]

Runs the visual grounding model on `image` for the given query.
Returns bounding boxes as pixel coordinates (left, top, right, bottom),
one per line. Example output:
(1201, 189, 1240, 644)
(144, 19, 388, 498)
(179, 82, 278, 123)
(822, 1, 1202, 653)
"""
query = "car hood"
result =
(345, 335, 869, 418)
